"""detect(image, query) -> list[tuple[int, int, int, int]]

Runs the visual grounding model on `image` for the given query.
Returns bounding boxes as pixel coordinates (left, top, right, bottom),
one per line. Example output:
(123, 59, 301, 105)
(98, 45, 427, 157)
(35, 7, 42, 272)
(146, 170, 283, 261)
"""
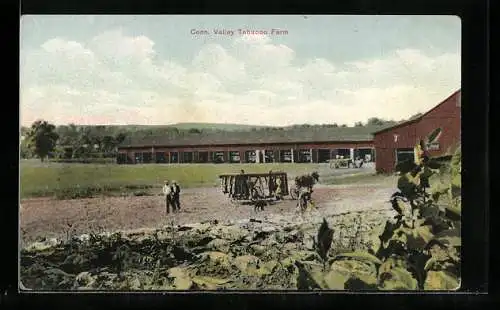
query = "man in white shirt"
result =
(162, 180, 172, 214)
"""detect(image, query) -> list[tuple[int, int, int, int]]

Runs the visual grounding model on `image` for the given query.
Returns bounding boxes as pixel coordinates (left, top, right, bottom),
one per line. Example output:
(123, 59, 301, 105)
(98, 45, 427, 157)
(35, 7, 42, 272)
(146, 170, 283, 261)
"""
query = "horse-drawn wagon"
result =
(219, 171, 289, 202)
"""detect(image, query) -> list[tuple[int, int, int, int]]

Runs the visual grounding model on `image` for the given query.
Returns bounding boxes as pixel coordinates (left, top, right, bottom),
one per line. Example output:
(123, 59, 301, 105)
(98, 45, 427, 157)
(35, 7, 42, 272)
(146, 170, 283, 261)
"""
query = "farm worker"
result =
(239, 169, 249, 198)
(172, 180, 181, 212)
(163, 180, 173, 214)
(268, 170, 275, 195)
(275, 177, 282, 200)
(298, 187, 312, 210)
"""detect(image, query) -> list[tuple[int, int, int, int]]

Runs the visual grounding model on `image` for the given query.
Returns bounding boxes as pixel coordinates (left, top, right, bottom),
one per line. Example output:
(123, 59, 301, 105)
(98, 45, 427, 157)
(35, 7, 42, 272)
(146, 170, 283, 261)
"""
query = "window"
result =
(396, 148, 415, 165)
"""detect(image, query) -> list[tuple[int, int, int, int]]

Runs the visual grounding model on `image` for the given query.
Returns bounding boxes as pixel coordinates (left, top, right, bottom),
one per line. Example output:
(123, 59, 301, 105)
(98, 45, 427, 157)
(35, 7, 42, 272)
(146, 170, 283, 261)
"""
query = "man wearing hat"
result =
(172, 180, 181, 212)
(162, 180, 173, 214)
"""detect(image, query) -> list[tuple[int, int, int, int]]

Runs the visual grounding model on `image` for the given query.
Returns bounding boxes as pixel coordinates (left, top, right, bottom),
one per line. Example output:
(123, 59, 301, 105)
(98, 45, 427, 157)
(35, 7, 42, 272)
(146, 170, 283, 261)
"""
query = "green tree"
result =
(25, 120, 59, 162)
(188, 128, 202, 134)
(20, 137, 33, 159)
(354, 121, 364, 127)
(366, 117, 386, 126)
(56, 123, 81, 158)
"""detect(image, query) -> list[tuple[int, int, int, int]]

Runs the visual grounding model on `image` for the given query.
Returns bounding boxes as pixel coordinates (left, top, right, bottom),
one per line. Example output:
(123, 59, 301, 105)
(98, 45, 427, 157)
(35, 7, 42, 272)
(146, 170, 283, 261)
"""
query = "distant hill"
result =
(68, 122, 270, 132)
(166, 122, 270, 131)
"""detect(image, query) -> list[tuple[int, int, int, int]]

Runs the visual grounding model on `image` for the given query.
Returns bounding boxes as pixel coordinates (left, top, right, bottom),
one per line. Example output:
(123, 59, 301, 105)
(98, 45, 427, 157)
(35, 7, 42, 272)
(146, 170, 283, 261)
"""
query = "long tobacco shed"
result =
(117, 90, 460, 168)
(372, 89, 461, 173)
(116, 126, 377, 164)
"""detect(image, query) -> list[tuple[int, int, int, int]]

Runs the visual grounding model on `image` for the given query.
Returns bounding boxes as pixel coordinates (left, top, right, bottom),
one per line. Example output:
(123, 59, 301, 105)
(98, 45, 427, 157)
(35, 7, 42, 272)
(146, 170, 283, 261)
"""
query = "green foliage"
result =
(21, 120, 397, 162)
(296, 142, 461, 290)
(20, 138, 34, 159)
(315, 218, 334, 266)
(25, 120, 59, 161)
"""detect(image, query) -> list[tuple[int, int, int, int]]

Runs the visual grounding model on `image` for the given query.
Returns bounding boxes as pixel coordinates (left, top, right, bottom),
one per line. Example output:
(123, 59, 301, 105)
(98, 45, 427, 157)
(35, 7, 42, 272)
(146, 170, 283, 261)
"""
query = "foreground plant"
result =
(295, 138, 461, 291)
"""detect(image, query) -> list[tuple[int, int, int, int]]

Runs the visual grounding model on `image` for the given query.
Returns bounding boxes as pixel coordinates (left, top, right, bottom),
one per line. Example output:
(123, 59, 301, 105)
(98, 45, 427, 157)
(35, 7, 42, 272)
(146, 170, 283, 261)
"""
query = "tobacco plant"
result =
(296, 139, 461, 291)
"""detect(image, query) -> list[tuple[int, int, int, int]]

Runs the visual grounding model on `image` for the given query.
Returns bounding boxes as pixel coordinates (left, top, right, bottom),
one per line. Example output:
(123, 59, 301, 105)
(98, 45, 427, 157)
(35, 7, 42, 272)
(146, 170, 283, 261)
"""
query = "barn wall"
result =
(374, 90, 461, 173)
(416, 91, 461, 156)
(374, 123, 418, 173)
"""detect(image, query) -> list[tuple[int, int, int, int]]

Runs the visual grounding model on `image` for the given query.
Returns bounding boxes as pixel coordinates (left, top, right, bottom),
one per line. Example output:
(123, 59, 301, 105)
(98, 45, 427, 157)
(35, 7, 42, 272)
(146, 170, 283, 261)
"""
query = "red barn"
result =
(373, 89, 461, 173)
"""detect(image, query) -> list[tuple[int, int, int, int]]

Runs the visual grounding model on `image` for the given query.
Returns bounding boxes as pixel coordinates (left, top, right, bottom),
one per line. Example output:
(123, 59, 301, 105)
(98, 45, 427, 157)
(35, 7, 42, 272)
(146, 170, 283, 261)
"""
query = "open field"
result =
(20, 160, 396, 245)
(19, 158, 459, 291)
(19, 158, 460, 290)
(20, 181, 396, 245)
(20, 160, 380, 199)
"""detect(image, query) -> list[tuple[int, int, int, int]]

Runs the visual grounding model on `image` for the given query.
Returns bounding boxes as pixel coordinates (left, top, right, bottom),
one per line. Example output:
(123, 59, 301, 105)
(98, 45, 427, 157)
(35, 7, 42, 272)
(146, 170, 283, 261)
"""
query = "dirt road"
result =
(20, 179, 396, 245)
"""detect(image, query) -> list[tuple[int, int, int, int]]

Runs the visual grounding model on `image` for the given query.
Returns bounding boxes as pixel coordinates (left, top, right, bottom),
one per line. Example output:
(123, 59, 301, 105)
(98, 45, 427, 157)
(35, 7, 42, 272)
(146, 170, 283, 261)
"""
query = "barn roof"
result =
(372, 89, 461, 135)
(118, 126, 380, 149)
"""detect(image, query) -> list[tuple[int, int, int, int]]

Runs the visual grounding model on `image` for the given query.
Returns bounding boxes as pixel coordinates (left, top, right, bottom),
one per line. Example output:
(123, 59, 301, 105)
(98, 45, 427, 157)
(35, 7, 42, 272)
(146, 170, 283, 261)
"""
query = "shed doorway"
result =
(395, 148, 415, 165)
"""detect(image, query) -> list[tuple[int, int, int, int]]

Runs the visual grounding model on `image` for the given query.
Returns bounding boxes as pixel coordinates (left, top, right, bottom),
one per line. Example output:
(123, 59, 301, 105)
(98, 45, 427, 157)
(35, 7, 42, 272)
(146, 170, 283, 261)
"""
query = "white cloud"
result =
(20, 31, 460, 127)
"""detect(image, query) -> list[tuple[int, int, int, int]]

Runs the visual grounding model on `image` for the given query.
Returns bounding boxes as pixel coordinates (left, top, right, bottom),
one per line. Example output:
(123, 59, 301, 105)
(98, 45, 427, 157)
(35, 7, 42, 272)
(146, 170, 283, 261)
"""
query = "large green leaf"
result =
(393, 225, 434, 250)
(426, 159, 442, 170)
(444, 204, 461, 221)
(332, 251, 383, 266)
(432, 228, 461, 248)
(397, 174, 420, 199)
(395, 159, 418, 174)
(424, 271, 460, 290)
(379, 267, 418, 290)
(192, 276, 231, 289)
(344, 274, 378, 290)
(390, 197, 412, 216)
(167, 267, 193, 290)
(294, 261, 325, 290)
(323, 270, 348, 290)
(316, 218, 334, 262)
(330, 258, 378, 278)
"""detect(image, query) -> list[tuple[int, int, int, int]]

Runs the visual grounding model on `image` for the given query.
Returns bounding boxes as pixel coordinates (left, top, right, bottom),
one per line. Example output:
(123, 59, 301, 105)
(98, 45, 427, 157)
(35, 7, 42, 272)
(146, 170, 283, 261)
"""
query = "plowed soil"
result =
(20, 182, 395, 246)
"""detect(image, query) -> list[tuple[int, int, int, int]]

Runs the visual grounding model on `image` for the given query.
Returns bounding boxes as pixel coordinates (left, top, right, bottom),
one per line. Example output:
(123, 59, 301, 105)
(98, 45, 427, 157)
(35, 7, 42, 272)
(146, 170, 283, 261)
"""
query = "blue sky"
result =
(20, 15, 461, 126)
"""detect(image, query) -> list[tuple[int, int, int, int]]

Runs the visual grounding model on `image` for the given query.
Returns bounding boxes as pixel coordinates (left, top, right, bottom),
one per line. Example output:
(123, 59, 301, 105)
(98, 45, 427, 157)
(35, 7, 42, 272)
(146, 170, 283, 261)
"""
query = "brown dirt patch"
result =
(20, 184, 392, 245)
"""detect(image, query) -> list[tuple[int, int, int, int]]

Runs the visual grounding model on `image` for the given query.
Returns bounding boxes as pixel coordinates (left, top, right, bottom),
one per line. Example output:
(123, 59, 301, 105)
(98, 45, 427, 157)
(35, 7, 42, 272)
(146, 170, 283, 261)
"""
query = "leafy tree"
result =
(188, 128, 202, 134)
(20, 137, 33, 159)
(354, 121, 364, 127)
(102, 135, 116, 154)
(366, 117, 386, 126)
(114, 132, 127, 145)
(25, 120, 59, 162)
(56, 124, 81, 158)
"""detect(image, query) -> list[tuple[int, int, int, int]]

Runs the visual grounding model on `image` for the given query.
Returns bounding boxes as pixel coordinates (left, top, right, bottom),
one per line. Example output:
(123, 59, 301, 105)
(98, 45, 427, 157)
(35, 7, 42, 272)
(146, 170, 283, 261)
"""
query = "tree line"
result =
(20, 116, 409, 162)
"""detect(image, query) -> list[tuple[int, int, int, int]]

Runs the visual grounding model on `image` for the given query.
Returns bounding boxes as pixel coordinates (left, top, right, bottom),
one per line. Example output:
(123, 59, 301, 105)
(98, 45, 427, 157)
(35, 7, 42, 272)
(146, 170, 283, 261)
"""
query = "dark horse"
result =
(294, 171, 320, 191)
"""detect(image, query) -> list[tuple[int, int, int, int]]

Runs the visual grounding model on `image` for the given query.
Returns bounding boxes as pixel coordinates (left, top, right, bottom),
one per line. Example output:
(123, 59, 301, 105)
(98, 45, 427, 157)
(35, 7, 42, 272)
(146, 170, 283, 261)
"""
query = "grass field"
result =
(20, 160, 324, 199)
(321, 172, 395, 186)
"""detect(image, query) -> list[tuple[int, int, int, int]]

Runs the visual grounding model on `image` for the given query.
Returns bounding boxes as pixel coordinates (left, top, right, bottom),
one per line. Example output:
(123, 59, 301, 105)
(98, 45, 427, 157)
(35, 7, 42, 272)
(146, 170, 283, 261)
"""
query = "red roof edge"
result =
(372, 89, 461, 135)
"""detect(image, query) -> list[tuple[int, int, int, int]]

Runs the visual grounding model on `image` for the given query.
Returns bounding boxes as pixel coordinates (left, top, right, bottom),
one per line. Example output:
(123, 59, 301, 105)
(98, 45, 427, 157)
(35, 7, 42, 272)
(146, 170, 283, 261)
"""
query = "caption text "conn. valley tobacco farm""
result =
(190, 28, 289, 36)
